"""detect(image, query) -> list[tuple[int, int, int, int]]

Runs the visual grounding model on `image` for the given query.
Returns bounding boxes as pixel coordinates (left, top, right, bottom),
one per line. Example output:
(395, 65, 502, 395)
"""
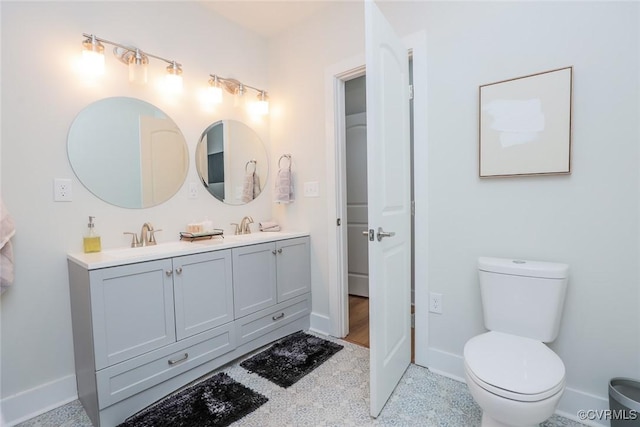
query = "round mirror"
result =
(68, 97, 188, 208)
(195, 120, 268, 205)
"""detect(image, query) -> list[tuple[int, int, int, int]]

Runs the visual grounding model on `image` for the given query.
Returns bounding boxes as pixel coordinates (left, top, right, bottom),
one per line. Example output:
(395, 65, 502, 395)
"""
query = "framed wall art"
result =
(479, 66, 573, 178)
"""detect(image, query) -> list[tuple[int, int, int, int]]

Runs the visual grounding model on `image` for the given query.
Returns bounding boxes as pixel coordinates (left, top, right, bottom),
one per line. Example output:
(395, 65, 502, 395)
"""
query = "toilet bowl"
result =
(465, 257, 569, 427)
(464, 331, 565, 427)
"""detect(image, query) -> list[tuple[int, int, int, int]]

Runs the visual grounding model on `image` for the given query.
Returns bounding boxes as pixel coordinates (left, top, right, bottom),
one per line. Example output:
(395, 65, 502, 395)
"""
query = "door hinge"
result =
(409, 84, 414, 100)
(411, 200, 415, 216)
(336, 218, 341, 226)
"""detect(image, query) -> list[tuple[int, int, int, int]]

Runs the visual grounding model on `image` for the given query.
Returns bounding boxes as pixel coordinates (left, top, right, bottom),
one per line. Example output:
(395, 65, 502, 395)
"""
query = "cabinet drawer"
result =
(236, 294, 310, 346)
(96, 323, 236, 409)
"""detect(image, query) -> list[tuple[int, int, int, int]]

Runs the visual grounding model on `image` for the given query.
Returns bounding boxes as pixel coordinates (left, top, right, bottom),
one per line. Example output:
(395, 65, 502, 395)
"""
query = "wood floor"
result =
(343, 295, 415, 363)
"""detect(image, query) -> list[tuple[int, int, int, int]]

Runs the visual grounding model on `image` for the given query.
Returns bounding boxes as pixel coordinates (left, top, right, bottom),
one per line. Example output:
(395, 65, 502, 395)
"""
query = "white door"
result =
(365, 0, 412, 418)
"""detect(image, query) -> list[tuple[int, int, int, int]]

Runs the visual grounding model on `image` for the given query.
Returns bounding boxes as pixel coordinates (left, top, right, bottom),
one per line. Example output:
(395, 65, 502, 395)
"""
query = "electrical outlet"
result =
(54, 178, 73, 202)
(429, 292, 443, 314)
(303, 181, 319, 197)
(188, 182, 199, 199)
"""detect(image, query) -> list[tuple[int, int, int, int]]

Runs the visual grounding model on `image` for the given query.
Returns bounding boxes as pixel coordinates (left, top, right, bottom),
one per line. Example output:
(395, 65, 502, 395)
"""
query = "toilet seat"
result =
(464, 331, 565, 402)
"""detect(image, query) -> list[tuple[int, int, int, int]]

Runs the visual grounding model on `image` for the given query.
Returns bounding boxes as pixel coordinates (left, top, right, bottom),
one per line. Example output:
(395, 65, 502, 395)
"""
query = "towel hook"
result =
(278, 154, 292, 170)
(245, 159, 257, 173)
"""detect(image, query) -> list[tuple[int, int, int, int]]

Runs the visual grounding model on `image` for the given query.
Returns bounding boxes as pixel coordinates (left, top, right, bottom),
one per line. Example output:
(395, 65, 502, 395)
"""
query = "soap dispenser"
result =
(83, 216, 101, 253)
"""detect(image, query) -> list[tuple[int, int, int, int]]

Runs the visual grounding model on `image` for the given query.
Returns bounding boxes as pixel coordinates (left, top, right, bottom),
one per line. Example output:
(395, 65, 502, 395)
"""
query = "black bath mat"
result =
(240, 331, 343, 388)
(117, 372, 267, 427)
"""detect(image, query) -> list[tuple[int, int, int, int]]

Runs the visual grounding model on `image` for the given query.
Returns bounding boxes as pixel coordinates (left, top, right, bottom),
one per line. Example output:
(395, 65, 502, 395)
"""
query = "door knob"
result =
(362, 229, 374, 241)
(376, 227, 396, 241)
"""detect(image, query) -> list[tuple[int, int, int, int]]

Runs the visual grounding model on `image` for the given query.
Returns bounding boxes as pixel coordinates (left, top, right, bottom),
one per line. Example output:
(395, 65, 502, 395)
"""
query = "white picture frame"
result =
(479, 66, 573, 178)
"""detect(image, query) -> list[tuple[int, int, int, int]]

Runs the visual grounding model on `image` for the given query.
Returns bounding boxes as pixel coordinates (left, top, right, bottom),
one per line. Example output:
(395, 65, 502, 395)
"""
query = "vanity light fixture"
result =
(81, 33, 183, 91)
(207, 74, 269, 115)
(81, 34, 105, 76)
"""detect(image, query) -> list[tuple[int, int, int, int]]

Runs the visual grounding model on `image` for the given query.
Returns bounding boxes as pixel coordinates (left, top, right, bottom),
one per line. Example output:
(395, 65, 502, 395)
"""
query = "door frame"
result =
(325, 30, 429, 366)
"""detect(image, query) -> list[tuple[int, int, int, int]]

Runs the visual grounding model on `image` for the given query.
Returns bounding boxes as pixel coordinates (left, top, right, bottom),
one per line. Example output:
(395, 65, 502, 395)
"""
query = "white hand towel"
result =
(1, 200, 16, 294)
(241, 172, 255, 203)
(252, 172, 261, 199)
(274, 168, 294, 204)
(259, 221, 281, 232)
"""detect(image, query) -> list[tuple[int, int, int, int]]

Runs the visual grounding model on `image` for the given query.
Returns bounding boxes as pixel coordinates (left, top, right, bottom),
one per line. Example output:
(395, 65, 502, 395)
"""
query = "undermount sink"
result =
(103, 241, 191, 259)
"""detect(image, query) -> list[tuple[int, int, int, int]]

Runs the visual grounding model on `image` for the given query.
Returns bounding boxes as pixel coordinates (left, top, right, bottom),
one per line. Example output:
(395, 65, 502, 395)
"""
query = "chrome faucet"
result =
(124, 222, 161, 247)
(140, 222, 154, 246)
(239, 216, 254, 234)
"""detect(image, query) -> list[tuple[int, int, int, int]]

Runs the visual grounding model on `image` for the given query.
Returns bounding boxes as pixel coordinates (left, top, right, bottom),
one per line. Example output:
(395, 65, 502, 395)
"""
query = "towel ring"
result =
(245, 159, 257, 173)
(278, 154, 292, 170)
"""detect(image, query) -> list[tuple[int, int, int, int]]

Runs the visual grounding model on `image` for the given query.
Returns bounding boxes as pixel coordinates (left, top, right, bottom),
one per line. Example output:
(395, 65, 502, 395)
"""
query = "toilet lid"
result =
(464, 332, 565, 395)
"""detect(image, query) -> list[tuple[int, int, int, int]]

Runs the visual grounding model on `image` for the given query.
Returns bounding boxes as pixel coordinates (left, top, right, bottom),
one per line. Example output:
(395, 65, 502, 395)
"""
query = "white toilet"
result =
(464, 257, 569, 427)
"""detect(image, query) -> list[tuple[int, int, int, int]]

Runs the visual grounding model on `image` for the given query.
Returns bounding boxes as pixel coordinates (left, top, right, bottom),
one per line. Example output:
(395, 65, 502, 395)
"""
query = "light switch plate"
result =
(303, 181, 319, 197)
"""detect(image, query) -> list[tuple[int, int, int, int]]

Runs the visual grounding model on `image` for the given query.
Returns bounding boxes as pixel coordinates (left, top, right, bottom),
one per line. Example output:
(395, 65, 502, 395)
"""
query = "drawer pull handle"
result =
(168, 353, 189, 365)
(176, 267, 183, 274)
(277, 248, 283, 254)
(272, 312, 285, 321)
(272, 250, 277, 255)
(165, 270, 173, 277)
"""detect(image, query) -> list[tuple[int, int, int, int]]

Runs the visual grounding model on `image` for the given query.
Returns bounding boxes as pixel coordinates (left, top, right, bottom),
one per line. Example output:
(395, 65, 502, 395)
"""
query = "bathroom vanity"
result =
(67, 232, 310, 426)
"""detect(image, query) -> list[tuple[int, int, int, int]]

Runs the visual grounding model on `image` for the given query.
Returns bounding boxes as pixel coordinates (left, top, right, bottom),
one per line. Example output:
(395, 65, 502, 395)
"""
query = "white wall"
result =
(269, 1, 366, 333)
(269, 0, 639, 420)
(0, 2, 272, 422)
(1, 0, 638, 424)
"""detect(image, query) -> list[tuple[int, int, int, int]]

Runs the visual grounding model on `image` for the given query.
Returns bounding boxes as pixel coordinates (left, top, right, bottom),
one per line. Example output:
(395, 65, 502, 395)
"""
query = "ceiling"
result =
(200, 1, 333, 38)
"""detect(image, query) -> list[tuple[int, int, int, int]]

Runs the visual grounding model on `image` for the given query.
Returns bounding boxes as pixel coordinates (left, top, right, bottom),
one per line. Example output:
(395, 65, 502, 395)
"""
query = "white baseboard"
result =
(426, 347, 465, 382)
(556, 387, 609, 427)
(1, 374, 77, 426)
(309, 311, 331, 336)
(425, 347, 609, 426)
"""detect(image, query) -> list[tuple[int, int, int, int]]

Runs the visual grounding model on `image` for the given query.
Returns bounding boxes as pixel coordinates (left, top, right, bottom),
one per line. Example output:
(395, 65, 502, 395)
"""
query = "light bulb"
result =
(207, 77, 223, 104)
(234, 84, 246, 108)
(128, 49, 148, 85)
(81, 36, 105, 77)
(164, 62, 183, 94)
(248, 91, 269, 116)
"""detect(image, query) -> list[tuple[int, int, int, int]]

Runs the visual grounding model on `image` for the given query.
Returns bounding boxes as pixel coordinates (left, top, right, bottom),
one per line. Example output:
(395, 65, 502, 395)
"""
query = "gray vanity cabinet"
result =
(232, 242, 278, 317)
(69, 250, 236, 426)
(232, 237, 310, 317)
(276, 237, 311, 302)
(68, 235, 310, 427)
(89, 259, 177, 370)
(173, 250, 234, 340)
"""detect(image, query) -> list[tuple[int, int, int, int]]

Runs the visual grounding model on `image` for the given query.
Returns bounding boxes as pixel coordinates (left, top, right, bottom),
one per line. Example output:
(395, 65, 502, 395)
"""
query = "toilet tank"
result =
(478, 257, 569, 343)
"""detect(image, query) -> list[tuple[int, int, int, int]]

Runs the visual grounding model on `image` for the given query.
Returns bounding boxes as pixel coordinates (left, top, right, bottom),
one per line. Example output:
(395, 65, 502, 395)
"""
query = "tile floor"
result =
(17, 334, 588, 427)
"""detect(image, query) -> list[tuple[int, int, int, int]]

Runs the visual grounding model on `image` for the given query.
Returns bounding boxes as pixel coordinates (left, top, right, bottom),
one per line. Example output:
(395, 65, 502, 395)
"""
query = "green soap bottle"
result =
(83, 216, 102, 253)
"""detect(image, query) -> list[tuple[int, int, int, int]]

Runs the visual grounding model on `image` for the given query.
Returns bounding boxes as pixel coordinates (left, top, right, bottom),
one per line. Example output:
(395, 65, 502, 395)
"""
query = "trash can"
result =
(609, 378, 640, 426)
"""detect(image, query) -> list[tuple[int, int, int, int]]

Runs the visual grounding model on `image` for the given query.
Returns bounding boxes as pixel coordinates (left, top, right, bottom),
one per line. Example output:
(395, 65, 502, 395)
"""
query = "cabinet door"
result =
(276, 237, 311, 302)
(90, 259, 176, 370)
(232, 242, 277, 317)
(173, 250, 234, 340)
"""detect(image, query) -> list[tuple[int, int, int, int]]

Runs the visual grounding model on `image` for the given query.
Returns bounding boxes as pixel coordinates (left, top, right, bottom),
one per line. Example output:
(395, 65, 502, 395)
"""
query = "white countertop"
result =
(68, 231, 310, 270)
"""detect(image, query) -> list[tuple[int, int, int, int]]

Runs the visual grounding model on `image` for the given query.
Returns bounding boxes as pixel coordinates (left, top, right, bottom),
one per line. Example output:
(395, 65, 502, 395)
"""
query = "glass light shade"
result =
(234, 86, 246, 108)
(81, 40, 105, 77)
(254, 99, 269, 115)
(165, 73, 183, 94)
(128, 61, 148, 85)
(128, 51, 148, 85)
(207, 84, 223, 104)
(164, 62, 183, 94)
